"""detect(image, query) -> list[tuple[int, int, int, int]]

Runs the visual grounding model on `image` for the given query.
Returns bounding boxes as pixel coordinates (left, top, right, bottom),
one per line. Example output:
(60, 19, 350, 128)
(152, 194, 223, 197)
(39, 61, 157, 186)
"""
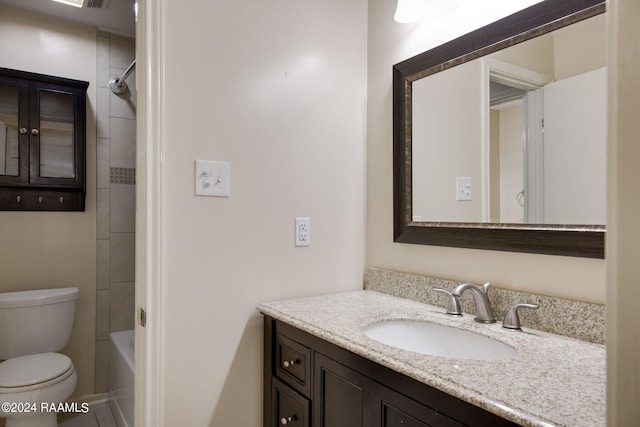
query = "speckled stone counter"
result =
(364, 267, 605, 344)
(258, 291, 605, 427)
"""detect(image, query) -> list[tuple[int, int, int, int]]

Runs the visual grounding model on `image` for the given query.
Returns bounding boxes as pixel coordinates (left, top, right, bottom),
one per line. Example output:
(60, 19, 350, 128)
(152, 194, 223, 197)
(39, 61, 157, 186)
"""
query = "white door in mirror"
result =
(195, 160, 230, 197)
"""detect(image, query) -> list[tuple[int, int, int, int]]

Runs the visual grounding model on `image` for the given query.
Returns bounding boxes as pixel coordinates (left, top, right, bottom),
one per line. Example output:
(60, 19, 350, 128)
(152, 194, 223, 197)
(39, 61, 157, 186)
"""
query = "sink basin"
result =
(363, 319, 516, 360)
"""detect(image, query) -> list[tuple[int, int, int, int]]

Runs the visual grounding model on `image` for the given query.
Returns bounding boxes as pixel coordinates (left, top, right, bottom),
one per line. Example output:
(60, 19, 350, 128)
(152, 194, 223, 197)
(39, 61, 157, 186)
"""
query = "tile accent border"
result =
(364, 267, 605, 344)
(110, 167, 136, 185)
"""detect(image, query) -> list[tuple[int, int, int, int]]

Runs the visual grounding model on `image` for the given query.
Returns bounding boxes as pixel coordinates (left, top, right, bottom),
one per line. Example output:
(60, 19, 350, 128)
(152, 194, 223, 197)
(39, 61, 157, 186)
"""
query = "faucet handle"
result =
(433, 288, 462, 316)
(503, 303, 539, 331)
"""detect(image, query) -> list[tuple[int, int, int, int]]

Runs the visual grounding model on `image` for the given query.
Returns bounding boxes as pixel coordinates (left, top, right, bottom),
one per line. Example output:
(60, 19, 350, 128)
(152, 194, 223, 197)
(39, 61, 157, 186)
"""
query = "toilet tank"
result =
(0, 288, 79, 359)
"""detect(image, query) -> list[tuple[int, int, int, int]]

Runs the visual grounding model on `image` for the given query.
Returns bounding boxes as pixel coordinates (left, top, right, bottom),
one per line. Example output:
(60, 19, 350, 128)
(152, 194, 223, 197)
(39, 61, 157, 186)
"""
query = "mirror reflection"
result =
(411, 13, 606, 225)
(0, 83, 19, 176)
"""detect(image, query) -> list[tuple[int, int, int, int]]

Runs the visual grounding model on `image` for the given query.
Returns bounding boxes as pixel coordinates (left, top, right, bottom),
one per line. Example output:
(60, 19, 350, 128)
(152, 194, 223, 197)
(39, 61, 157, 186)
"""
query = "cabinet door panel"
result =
(322, 370, 362, 427)
(0, 74, 28, 184)
(382, 403, 462, 427)
(37, 89, 75, 179)
(375, 380, 463, 427)
(28, 80, 85, 187)
(315, 353, 368, 427)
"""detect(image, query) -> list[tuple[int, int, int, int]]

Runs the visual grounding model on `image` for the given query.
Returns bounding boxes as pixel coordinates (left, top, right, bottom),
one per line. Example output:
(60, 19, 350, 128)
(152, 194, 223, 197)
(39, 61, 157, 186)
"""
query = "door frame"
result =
(135, 0, 165, 426)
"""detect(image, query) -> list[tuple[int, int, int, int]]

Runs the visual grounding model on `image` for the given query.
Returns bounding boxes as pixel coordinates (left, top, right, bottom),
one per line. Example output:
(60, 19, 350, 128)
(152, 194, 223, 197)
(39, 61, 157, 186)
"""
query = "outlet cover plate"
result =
(295, 217, 311, 247)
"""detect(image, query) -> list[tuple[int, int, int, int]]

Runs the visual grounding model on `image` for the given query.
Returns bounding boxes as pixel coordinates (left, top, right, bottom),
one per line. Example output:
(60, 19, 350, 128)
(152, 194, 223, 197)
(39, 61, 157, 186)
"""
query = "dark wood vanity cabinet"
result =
(0, 67, 89, 211)
(264, 316, 518, 427)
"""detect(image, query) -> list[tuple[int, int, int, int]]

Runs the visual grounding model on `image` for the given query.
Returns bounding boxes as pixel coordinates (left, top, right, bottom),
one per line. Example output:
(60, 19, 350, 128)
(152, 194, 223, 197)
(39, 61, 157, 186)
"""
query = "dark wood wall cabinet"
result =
(0, 67, 89, 211)
(264, 316, 518, 427)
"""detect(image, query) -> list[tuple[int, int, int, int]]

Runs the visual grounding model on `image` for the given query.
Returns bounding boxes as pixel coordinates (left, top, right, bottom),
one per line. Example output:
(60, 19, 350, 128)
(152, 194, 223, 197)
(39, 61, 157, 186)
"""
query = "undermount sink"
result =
(363, 319, 516, 360)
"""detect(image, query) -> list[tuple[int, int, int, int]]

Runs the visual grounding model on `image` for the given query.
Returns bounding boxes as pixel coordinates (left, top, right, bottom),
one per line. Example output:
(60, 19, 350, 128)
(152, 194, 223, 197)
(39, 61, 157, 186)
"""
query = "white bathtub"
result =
(109, 330, 134, 427)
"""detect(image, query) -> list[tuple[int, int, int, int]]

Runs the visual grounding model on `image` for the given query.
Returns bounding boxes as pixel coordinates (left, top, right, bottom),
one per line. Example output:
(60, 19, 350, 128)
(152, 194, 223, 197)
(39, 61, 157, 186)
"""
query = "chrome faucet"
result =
(452, 282, 496, 323)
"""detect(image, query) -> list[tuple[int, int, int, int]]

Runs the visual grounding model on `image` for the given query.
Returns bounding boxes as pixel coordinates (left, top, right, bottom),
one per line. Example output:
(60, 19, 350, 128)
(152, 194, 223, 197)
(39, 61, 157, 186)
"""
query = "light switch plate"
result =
(195, 160, 230, 197)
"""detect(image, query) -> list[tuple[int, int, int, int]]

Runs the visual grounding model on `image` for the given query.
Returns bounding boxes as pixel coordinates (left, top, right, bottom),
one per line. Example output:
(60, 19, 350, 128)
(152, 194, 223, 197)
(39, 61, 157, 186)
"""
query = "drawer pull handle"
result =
(282, 360, 296, 368)
(280, 416, 293, 425)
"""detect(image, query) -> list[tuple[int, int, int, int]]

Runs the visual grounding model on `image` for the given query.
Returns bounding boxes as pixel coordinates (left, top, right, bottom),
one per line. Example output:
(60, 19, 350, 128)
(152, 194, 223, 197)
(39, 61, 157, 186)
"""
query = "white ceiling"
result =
(0, 0, 135, 38)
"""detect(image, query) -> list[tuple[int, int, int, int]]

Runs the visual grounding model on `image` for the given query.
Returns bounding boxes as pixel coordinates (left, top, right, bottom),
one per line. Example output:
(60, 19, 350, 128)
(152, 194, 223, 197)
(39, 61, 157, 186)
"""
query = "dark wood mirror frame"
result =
(393, 0, 606, 259)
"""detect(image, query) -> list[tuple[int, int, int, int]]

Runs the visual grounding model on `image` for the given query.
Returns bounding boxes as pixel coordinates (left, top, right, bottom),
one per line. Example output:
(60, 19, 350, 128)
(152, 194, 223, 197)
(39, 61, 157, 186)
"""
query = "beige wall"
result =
(156, 0, 367, 425)
(367, 0, 605, 304)
(607, 0, 640, 423)
(0, 6, 97, 397)
(553, 13, 606, 81)
(412, 59, 484, 222)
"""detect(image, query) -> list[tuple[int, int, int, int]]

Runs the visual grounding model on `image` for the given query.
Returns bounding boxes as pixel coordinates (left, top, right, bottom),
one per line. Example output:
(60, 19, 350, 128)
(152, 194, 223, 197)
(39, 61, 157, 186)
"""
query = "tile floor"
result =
(60, 402, 117, 427)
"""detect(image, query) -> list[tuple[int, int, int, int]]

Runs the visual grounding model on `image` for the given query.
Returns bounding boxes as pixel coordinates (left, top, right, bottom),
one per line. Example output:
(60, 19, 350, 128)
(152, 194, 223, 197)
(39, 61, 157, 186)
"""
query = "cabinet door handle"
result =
(19, 127, 28, 135)
(280, 416, 294, 425)
(31, 128, 39, 136)
(282, 360, 296, 368)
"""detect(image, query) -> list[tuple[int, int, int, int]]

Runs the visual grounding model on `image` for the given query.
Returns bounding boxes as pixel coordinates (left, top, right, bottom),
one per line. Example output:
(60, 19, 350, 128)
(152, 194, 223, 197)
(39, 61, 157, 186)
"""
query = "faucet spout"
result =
(452, 282, 496, 323)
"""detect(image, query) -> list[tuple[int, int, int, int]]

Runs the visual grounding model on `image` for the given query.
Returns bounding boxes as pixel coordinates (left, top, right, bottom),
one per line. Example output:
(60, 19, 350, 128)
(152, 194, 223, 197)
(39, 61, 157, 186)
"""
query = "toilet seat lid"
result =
(0, 353, 72, 388)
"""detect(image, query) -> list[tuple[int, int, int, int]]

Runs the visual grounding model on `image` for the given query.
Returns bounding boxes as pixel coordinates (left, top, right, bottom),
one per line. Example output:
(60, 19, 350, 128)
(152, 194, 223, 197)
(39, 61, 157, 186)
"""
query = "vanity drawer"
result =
(272, 378, 310, 427)
(276, 333, 311, 396)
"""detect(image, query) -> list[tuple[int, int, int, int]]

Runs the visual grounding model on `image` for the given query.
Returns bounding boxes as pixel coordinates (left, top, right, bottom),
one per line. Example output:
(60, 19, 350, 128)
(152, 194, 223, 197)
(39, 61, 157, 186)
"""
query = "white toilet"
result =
(0, 288, 79, 427)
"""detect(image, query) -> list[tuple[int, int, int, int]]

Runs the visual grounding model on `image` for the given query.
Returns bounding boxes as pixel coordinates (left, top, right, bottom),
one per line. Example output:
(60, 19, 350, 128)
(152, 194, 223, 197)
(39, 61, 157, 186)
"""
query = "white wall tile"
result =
(109, 282, 135, 331)
(96, 87, 110, 139)
(110, 34, 135, 70)
(110, 233, 135, 283)
(110, 117, 136, 168)
(94, 340, 109, 394)
(96, 30, 136, 396)
(97, 137, 110, 189)
(97, 189, 110, 239)
(97, 33, 110, 89)
(96, 290, 110, 341)
(97, 239, 110, 290)
(110, 184, 136, 233)
(109, 67, 136, 120)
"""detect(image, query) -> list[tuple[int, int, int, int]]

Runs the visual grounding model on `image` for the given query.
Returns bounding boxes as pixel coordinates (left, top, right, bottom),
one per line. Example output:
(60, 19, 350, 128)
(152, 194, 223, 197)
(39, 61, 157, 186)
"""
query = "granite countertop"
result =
(258, 290, 605, 427)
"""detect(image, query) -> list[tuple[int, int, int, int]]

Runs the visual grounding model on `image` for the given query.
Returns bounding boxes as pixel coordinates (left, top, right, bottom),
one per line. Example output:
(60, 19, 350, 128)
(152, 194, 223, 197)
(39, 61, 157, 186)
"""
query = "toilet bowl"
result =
(0, 353, 77, 427)
(0, 288, 79, 427)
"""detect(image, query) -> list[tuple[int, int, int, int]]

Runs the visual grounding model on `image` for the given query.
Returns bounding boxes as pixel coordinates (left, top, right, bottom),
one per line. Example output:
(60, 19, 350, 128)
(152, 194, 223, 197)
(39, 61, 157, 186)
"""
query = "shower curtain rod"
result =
(109, 59, 136, 95)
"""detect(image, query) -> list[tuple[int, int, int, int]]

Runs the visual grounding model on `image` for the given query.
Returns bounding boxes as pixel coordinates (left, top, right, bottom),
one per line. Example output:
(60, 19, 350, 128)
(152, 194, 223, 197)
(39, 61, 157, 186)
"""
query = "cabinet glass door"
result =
(38, 89, 75, 179)
(0, 82, 20, 177)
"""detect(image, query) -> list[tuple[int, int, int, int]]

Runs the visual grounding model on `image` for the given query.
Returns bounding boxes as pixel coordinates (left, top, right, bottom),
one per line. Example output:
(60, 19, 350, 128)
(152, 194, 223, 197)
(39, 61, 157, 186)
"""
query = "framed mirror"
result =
(393, 0, 606, 258)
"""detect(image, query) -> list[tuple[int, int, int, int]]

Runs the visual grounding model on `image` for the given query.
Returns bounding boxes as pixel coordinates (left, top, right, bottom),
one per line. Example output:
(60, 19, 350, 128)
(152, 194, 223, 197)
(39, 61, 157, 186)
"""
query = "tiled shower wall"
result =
(95, 32, 136, 393)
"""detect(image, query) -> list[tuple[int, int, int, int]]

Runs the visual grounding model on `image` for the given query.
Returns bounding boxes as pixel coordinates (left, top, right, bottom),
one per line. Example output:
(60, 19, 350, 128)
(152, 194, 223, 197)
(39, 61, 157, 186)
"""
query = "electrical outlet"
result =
(295, 218, 311, 247)
(456, 176, 472, 201)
